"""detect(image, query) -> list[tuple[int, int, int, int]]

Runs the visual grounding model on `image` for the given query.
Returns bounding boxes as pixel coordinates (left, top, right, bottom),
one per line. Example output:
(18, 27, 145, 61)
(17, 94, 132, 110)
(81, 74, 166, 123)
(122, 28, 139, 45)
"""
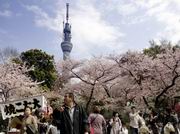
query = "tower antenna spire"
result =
(66, 3, 69, 23)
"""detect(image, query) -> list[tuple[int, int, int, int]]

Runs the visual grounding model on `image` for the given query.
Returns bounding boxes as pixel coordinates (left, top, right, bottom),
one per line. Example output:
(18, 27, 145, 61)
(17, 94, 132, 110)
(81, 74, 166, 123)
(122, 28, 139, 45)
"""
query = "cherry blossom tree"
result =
(109, 52, 154, 106)
(57, 44, 180, 111)
(0, 62, 41, 102)
(57, 58, 121, 111)
(110, 46, 180, 110)
(150, 47, 180, 108)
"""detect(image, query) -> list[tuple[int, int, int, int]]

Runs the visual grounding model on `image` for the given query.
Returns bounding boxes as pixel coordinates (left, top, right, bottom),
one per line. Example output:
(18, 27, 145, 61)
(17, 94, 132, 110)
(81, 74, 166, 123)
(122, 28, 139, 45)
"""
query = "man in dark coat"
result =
(59, 92, 89, 134)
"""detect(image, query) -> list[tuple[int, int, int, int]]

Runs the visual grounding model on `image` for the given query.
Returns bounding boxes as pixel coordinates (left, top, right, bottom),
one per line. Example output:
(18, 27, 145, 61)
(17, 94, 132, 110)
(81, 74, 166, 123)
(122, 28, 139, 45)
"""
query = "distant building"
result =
(61, 3, 73, 60)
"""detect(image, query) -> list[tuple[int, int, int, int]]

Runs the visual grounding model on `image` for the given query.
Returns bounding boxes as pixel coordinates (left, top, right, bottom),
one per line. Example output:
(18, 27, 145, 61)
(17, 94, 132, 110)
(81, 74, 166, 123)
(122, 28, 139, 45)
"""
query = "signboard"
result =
(0, 95, 47, 120)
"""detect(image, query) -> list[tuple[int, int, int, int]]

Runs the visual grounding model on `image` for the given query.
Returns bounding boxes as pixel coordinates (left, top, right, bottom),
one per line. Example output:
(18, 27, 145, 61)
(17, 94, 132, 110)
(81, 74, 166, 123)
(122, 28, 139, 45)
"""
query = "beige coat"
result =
(20, 115, 38, 134)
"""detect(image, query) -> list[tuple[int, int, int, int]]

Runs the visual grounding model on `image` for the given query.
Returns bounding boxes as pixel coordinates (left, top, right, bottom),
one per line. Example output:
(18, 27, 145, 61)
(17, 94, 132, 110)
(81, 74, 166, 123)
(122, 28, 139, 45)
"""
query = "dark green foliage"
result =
(143, 40, 165, 58)
(20, 49, 57, 89)
(143, 40, 180, 58)
(143, 44, 162, 58)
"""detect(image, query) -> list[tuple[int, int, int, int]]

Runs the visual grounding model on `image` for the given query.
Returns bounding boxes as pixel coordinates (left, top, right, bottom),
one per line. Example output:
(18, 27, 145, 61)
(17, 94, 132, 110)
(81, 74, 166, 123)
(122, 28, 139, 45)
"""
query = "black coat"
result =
(59, 104, 89, 134)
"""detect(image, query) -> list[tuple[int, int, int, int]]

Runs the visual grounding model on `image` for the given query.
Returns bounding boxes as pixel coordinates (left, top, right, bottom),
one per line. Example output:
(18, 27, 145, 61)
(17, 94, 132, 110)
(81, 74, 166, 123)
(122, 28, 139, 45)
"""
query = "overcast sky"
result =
(0, 0, 180, 60)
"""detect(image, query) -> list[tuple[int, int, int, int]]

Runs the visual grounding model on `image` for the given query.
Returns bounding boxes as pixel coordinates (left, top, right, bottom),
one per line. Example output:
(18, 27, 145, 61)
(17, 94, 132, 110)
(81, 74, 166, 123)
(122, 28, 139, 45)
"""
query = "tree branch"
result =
(155, 74, 180, 107)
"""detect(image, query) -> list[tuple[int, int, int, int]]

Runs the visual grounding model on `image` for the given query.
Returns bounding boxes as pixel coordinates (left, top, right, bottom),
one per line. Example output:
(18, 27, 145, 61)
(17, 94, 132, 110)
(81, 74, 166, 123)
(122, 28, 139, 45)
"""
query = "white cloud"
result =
(21, 0, 180, 57)
(25, 5, 61, 32)
(141, 0, 180, 42)
(71, 2, 124, 46)
(25, 1, 125, 59)
(117, 3, 138, 16)
(101, 0, 148, 25)
(70, 1, 125, 58)
(115, 0, 180, 42)
(0, 10, 12, 17)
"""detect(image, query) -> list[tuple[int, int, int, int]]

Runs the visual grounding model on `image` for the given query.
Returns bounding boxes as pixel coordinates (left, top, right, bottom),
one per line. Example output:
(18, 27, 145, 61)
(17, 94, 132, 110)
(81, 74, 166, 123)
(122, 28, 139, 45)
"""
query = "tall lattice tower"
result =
(61, 3, 73, 60)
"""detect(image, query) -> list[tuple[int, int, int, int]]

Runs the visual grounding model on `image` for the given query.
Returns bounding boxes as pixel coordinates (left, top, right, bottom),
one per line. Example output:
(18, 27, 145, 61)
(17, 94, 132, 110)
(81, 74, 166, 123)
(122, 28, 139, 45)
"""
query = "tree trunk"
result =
(86, 86, 95, 111)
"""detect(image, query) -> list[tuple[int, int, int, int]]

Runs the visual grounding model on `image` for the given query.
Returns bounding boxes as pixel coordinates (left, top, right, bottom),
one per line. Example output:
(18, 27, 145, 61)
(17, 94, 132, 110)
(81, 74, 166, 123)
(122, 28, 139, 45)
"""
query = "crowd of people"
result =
(8, 92, 180, 134)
